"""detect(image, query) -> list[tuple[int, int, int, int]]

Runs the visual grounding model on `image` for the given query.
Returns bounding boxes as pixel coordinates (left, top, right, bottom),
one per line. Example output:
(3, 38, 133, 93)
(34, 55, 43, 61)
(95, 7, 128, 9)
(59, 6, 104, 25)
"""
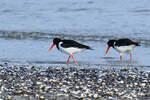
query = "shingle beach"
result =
(0, 63, 149, 100)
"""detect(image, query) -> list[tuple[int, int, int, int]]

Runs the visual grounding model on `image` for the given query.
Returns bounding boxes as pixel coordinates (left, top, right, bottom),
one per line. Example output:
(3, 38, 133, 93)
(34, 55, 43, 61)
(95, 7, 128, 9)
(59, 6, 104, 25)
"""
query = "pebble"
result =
(71, 90, 80, 95)
(0, 63, 149, 100)
(39, 95, 45, 99)
(93, 93, 99, 99)
(140, 83, 146, 87)
(36, 81, 42, 85)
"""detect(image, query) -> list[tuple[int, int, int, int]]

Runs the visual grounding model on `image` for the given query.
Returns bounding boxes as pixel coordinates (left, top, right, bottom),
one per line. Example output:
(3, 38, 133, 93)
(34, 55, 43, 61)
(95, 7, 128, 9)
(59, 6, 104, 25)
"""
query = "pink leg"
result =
(72, 56, 78, 65)
(66, 56, 71, 65)
(130, 53, 132, 61)
(120, 55, 122, 60)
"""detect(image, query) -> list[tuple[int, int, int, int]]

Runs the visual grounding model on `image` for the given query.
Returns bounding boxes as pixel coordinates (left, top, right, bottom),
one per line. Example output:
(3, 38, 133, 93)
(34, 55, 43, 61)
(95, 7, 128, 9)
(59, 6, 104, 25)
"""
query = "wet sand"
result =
(0, 63, 150, 100)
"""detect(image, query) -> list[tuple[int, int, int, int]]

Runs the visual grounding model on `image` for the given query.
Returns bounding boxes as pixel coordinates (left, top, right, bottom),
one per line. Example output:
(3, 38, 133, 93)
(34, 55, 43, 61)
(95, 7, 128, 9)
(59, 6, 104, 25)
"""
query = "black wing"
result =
(115, 38, 140, 46)
(61, 40, 92, 49)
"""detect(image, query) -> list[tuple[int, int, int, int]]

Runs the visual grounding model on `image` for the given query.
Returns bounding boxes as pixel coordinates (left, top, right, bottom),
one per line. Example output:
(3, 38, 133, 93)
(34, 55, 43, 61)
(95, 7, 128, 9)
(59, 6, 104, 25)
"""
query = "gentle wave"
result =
(0, 30, 115, 41)
(0, 30, 149, 46)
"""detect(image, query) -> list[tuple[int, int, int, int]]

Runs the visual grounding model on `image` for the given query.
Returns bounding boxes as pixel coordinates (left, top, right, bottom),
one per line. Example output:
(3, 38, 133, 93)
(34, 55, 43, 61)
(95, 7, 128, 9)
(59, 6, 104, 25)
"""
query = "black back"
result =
(114, 38, 140, 46)
(61, 39, 92, 49)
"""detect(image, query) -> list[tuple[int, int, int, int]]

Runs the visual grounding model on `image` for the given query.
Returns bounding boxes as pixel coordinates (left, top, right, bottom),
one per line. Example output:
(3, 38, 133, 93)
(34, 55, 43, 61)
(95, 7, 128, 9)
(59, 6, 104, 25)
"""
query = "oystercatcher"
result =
(49, 38, 93, 65)
(105, 38, 140, 60)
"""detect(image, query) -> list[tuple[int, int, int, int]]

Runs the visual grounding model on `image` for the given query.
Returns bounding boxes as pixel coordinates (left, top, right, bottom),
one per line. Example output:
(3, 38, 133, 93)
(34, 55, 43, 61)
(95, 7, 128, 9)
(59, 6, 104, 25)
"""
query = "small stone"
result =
(44, 86, 51, 91)
(138, 92, 145, 96)
(102, 82, 106, 86)
(7, 95, 12, 99)
(36, 81, 42, 85)
(134, 82, 138, 86)
(108, 96, 113, 99)
(117, 92, 123, 97)
(88, 93, 93, 97)
(56, 93, 65, 96)
(35, 94, 40, 98)
(40, 96, 45, 99)
(119, 80, 124, 84)
(0, 80, 3, 83)
(140, 83, 146, 87)
(75, 86, 80, 89)
(60, 88, 67, 93)
(24, 94, 28, 97)
(44, 77, 48, 82)
(72, 90, 80, 95)
(81, 93, 87, 98)
(93, 94, 99, 99)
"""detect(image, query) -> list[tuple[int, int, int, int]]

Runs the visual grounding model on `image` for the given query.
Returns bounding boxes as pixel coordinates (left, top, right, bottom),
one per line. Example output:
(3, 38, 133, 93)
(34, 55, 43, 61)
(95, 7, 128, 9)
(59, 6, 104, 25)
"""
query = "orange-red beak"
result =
(105, 46, 110, 56)
(49, 43, 55, 51)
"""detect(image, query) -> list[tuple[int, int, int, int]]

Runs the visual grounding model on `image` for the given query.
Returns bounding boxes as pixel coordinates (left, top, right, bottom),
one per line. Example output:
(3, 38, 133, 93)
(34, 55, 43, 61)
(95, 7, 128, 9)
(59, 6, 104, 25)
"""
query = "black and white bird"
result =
(105, 38, 140, 60)
(49, 38, 93, 65)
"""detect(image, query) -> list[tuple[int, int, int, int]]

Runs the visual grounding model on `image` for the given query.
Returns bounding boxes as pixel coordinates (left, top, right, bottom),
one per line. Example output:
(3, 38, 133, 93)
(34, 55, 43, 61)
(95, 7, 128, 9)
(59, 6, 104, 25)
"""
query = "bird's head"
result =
(105, 39, 116, 56)
(49, 38, 61, 51)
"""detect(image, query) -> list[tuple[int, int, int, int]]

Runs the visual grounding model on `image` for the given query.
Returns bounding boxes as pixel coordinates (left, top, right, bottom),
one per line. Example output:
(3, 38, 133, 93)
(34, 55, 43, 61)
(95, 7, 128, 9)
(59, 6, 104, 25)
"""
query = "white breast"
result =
(114, 45, 136, 53)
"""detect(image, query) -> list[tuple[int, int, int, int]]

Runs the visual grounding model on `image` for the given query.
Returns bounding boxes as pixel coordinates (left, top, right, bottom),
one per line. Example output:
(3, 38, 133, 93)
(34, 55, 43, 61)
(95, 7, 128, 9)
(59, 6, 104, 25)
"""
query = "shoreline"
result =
(0, 63, 149, 100)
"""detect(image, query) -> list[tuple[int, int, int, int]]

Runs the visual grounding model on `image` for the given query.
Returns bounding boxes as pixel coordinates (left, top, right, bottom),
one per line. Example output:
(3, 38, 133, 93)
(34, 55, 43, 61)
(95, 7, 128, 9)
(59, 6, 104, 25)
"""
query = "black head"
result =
(107, 40, 116, 47)
(105, 39, 117, 56)
(49, 38, 61, 51)
(53, 38, 61, 45)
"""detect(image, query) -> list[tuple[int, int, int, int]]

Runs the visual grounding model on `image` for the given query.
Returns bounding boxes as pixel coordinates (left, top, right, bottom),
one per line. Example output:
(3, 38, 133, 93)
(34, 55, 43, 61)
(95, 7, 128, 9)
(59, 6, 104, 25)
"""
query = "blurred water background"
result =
(0, 0, 150, 69)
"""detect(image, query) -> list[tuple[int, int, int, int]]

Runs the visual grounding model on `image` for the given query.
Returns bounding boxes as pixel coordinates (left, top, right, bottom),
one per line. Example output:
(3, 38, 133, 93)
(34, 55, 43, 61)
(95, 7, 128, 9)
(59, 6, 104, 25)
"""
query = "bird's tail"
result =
(85, 45, 94, 50)
(89, 48, 94, 50)
(88, 46, 94, 50)
(135, 42, 140, 46)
